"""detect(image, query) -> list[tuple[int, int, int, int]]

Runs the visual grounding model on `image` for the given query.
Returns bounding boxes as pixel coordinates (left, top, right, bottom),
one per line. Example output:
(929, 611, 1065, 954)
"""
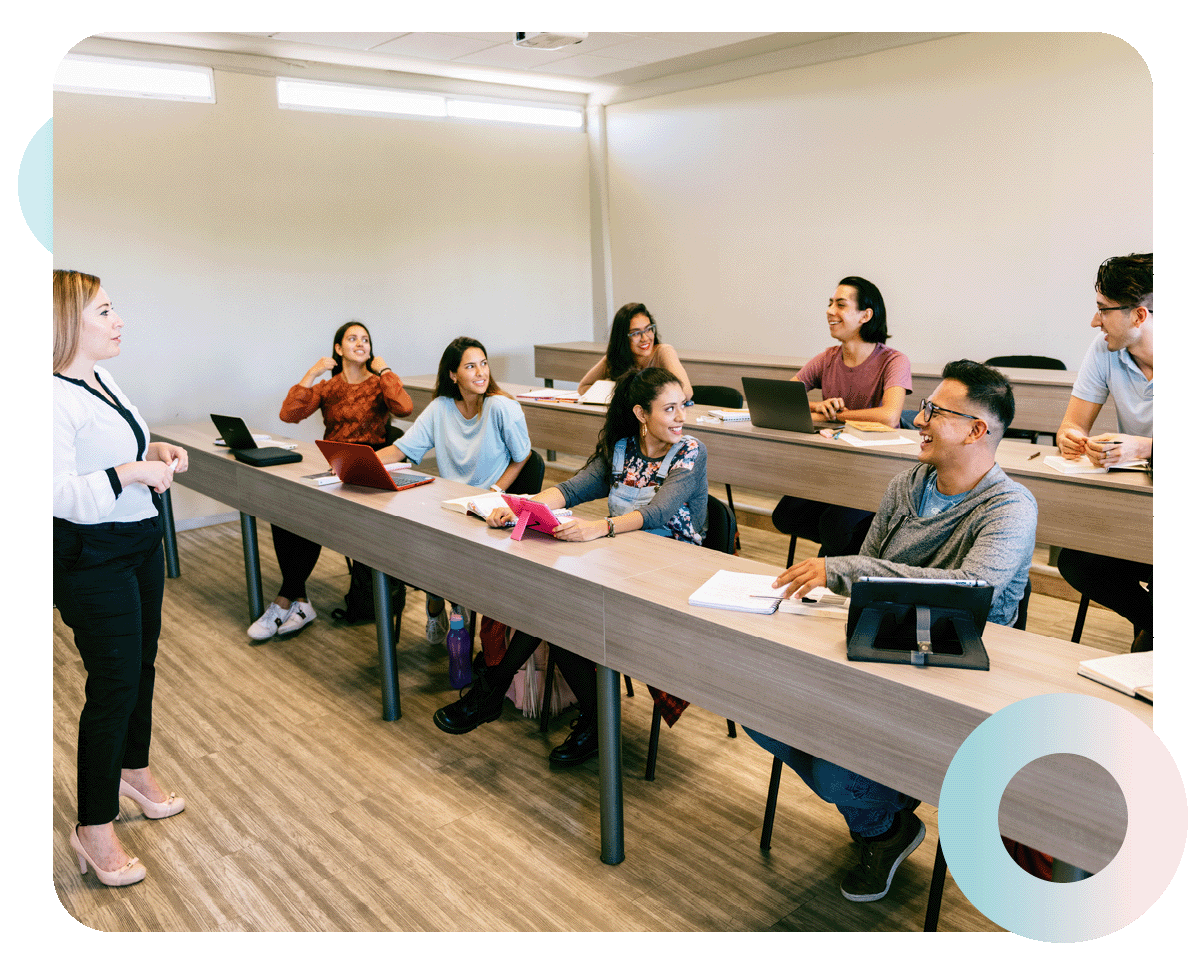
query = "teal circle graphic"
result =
(939, 693, 1186, 942)
(18, 118, 52, 252)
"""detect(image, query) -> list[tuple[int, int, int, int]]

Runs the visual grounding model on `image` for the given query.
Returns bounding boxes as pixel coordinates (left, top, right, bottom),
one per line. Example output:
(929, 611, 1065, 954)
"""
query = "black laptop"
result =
(741, 377, 840, 433)
(211, 414, 302, 466)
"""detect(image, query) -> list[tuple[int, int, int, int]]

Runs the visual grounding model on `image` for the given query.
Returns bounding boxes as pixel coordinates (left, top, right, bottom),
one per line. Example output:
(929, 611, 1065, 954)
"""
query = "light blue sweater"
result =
(395, 394, 531, 489)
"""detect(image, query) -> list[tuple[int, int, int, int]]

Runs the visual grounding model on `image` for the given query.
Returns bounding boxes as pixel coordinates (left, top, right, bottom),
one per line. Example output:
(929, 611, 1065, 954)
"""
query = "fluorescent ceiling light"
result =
(277, 78, 446, 118)
(447, 99, 584, 129)
(55, 55, 214, 102)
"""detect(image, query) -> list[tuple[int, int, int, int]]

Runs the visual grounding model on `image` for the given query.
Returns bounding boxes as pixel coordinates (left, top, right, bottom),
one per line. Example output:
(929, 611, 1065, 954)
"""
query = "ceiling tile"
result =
(453, 43, 579, 69)
(264, 33, 405, 51)
(530, 55, 644, 79)
(370, 33, 497, 60)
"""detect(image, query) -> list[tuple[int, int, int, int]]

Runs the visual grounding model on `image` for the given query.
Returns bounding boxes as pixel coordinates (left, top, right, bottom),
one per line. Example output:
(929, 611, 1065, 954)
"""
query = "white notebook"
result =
(688, 570, 788, 614)
(710, 409, 751, 421)
(1078, 650, 1153, 701)
(442, 492, 508, 520)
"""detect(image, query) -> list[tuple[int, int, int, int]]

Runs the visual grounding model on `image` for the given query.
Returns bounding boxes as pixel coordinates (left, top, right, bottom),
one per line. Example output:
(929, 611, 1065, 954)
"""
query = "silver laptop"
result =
(741, 377, 840, 433)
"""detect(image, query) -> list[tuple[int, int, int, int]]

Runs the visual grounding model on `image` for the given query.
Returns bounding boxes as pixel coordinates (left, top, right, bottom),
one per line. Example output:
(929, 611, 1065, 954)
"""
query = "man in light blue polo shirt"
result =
(1056, 253, 1152, 650)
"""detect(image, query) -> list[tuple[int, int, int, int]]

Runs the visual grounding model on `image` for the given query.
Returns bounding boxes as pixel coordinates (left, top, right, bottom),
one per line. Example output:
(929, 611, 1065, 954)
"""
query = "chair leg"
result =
(726, 484, 740, 551)
(786, 535, 798, 567)
(1070, 595, 1089, 644)
(924, 839, 948, 932)
(624, 675, 634, 697)
(727, 719, 737, 738)
(645, 703, 663, 781)
(540, 648, 556, 733)
(760, 756, 784, 850)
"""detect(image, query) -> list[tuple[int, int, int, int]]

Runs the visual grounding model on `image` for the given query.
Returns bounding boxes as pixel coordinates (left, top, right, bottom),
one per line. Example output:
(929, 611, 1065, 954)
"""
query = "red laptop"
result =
(314, 440, 435, 491)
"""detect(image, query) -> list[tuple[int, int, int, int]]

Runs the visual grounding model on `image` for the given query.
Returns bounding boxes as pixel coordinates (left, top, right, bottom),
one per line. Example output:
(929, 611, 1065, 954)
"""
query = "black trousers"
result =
(54, 516, 165, 826)
(270, 524, 324, 601)
(489, 631, 597, 721)
(771, 496, 874, 558)
(1057, 548, 1153, 637)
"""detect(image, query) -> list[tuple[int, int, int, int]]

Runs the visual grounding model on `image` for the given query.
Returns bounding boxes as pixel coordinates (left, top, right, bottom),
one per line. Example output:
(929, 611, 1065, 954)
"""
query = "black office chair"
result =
(690, 385, 743, 548)
(643, 495, 740, 781)
(984, 355, 1067, 443)
(758, 574, 1033, 931)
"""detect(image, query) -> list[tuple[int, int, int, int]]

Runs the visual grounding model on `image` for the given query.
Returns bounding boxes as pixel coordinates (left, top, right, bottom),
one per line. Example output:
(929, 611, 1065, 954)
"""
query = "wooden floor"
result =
(52, 457, 1135, 933)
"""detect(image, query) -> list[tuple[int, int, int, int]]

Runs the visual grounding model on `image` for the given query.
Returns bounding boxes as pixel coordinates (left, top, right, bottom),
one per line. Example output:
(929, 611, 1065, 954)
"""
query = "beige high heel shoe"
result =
(70, 825, 146, 887)
(119, 778, 186, 820)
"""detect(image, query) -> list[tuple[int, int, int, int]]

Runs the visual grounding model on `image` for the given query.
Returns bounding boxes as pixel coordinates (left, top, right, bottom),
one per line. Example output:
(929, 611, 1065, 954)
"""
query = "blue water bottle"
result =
(446, 611, 473, 689)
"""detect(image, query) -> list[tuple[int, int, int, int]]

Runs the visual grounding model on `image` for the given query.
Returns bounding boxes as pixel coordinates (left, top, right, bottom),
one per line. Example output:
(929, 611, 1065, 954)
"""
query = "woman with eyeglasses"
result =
(772, 277, 912, 558)
(576, 302, 693, 402)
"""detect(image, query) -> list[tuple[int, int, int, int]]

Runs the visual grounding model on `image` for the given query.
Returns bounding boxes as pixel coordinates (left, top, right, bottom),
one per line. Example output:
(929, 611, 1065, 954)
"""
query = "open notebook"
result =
(1078, 650, 1153, 701)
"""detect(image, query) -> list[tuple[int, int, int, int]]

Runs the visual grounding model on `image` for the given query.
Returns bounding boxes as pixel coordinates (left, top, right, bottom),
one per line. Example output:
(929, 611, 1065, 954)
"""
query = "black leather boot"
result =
(433, 676, 506, 734)
(548, 715, 599, 767)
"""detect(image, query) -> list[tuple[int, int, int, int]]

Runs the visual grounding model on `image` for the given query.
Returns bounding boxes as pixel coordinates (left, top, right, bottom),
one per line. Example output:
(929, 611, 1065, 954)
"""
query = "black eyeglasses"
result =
(627, 323, 657, 340)
(1095, 305, 1133, 315)
(918, 398, 990, 435)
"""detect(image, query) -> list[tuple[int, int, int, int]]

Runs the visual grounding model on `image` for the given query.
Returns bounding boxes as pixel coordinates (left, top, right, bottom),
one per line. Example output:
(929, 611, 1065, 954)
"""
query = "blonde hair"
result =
(53, 269, 101, 373)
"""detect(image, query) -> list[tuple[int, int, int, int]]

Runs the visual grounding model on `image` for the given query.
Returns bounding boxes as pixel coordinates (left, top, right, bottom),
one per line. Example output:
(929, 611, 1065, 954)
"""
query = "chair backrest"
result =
(985, 355, 1067, 371)
(701, 495, 738, 555)
(508, 450, 546, 496)
(1014, 577, 1033, 631)
(691, 384, 744, 409)
(385, 423, 405, 445)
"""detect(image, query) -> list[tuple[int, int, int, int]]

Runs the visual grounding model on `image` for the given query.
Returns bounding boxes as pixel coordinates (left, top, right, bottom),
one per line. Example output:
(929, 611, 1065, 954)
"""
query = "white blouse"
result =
(54, 365, 157, 525)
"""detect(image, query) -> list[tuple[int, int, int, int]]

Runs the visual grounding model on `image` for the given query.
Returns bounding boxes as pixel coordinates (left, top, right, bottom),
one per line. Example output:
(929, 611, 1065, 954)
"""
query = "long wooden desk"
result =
(155, 421, 1147, 877)
(533, 340, 1120, 435)
(399, 376, 1152, 565)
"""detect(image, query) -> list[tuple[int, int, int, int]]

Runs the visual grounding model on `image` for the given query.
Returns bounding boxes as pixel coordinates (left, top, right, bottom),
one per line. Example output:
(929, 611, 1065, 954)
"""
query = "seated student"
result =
(1055, 253, 1153, 651)
(747, 360, 1036, 903)
(576, 302, 693, 402)
(431, 367, 707, 767)
(772, 277, 912, 557)
(379, 337, 531, 643)
(248, 321, 413, 641)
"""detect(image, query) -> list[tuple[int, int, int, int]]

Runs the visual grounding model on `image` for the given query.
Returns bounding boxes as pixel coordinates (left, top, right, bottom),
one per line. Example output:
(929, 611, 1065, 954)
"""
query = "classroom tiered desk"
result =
(155, 421, 1148, 876)
(532, 341, 1119, 436)
(399, 375, 1151, 565)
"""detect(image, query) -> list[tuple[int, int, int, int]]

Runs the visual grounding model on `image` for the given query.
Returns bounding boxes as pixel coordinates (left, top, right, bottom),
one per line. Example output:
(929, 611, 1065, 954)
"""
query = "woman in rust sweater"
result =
(247, 320, 413, 641)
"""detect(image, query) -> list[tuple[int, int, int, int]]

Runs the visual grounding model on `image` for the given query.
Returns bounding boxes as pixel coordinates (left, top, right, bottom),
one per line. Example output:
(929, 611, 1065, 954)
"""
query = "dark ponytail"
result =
(589, 366, 681, 474)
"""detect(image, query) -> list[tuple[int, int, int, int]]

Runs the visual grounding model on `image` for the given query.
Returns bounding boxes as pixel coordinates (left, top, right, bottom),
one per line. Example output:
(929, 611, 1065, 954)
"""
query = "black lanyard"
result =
(55, 371, 148, 462)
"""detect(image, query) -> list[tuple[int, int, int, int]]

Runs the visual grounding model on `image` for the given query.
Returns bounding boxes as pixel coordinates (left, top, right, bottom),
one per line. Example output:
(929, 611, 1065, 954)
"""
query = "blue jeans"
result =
(743, 726, 912, 838)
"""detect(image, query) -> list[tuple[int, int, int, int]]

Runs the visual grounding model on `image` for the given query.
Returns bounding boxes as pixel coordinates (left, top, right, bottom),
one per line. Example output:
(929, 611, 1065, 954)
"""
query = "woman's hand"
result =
(369, 356, 390, 376)
(812, 397, 846, 421)
(146, 442, 188, 474)
(303, 356, 337, 385)
(772, 557, 827, 599)
(486, 505, 518, 528)
(119, 459, 175, 494)
(551, 517, 607, 542)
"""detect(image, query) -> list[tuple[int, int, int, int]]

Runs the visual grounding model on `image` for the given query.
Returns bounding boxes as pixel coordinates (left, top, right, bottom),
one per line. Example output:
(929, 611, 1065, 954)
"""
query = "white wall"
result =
(53, 68, 594, 521)
(604, 33, 1151, 369)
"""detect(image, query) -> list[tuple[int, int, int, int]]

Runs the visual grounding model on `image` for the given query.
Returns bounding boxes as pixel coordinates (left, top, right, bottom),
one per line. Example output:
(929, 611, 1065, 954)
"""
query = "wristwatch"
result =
(606, 517, 616, 538)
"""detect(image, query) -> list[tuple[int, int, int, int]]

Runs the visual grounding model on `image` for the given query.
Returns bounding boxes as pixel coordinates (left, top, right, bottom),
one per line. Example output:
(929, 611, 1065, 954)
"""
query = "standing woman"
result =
(772, 277, 912, 557)
(432, 367, 707, 767)
(576, 302, 693, 402)
(53, 270, 190, 886)
(379, 337, 532, 643)
(247, 320, 414, 640)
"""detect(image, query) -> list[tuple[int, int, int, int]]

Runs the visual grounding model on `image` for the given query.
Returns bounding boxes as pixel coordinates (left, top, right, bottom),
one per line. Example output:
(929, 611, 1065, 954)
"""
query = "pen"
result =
(169, 458, 179, 473)
(1027, 451, 1040, 460)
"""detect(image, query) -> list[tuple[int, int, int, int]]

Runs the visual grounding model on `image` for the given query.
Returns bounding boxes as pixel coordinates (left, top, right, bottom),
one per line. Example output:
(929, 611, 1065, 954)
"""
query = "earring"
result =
(640, 422, 647, 441)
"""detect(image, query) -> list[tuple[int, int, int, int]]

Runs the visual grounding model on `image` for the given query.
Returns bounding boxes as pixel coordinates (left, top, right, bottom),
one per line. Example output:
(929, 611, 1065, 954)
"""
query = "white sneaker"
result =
(277, 600, 317, 637)
(426, 608, 449, 645)
(248, 602, 291, 641)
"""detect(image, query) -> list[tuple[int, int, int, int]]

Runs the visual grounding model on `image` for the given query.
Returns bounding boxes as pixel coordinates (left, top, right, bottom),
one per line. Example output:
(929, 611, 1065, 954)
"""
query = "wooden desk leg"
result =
(160, 487, 181, 579)
(240, 512, 264, 621)
(370, 567, 401, 722)
(597, 664, 625, 865)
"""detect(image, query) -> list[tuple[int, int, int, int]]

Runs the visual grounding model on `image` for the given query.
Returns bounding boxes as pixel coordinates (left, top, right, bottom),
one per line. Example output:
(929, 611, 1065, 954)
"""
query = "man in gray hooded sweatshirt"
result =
(745, 359, 1037, 903)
